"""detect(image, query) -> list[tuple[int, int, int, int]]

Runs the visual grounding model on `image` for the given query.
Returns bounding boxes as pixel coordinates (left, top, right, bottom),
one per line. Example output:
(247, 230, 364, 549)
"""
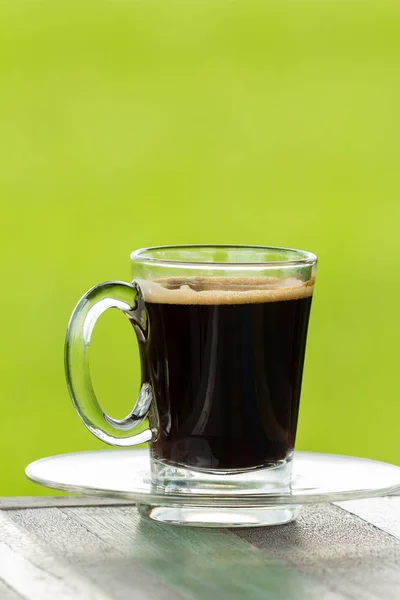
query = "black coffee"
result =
(136, 277, 313, 472)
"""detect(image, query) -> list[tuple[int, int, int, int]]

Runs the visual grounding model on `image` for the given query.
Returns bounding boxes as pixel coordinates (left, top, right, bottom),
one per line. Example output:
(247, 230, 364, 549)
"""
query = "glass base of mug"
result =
(147, 455, 296, 527)
(138, 503, 300, 527)
(150, 454, 293, 495)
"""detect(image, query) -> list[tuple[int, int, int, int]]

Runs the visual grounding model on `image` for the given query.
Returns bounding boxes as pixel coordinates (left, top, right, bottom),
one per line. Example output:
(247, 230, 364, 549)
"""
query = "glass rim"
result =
(130, 244, 317, 268)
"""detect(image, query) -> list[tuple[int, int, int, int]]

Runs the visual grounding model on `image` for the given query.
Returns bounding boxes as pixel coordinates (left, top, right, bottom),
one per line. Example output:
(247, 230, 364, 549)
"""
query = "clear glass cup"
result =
(65, 245, 317, 495)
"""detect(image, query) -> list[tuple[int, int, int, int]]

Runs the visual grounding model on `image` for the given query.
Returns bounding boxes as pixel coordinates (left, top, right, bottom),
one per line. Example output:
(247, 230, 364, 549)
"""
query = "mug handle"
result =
(65, 281, 155, 446)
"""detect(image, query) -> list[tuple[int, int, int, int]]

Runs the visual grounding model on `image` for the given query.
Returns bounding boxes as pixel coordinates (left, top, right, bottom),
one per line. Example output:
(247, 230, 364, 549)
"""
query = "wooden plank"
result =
(2, 498, 399, 599)
(0, 497, 134, 510)
(234, 503, 400, 600)
(64, 505, 342, 600)
(0, 519, 110, 600)
(5, 507, 187, 600)
(0, 579, 23, 600)
(337, 497, 400, 541)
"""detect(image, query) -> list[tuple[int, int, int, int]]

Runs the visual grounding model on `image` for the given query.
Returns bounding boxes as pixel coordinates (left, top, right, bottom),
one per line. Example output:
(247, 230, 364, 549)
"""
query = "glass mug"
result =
(65, 245, 317, 494)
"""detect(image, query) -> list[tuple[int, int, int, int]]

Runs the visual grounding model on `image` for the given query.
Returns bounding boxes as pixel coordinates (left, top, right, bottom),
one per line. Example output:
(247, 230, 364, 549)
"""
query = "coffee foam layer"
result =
(137, 276, 314, 305)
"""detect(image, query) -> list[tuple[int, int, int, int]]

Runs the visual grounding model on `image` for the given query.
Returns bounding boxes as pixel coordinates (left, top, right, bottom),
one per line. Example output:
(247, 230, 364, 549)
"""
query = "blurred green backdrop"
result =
(1, 1, 400, 495)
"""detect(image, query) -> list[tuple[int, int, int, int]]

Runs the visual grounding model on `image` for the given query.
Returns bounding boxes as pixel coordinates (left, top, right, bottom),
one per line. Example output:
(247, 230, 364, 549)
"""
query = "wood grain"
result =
(65, 505, 342, 600)
(0, 515, 110, 600)
(234, 503, 400, 600)
(5, 507, 186, 600)
(0, 498, 399, 600)
(0, 579, 23, 600)
(337, 497, 400, 541)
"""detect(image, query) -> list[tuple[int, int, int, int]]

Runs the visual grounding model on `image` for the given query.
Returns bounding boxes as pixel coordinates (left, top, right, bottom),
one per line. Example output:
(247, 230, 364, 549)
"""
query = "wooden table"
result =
(1, 496, 400, 599)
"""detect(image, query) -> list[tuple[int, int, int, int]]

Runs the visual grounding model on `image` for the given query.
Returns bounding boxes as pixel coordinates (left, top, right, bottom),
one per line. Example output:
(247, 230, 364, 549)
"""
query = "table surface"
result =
(1, 496, 400, 599)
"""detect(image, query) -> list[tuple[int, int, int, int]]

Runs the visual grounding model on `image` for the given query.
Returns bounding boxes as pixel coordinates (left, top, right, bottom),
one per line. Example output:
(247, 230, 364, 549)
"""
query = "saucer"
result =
(26, 450, 400, 528)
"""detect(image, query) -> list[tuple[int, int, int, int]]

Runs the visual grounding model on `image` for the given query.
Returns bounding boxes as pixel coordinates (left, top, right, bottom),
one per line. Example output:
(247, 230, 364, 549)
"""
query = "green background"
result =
(1, 1, 399, 495)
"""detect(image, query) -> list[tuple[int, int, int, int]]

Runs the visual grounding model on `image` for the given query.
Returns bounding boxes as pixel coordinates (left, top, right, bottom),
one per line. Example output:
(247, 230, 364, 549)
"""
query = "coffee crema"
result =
(137, 276, 314, 305)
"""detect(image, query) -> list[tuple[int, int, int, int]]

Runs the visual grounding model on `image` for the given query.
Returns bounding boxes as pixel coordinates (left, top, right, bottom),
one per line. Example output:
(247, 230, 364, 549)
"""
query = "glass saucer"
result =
(26, 449, 400, 528)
